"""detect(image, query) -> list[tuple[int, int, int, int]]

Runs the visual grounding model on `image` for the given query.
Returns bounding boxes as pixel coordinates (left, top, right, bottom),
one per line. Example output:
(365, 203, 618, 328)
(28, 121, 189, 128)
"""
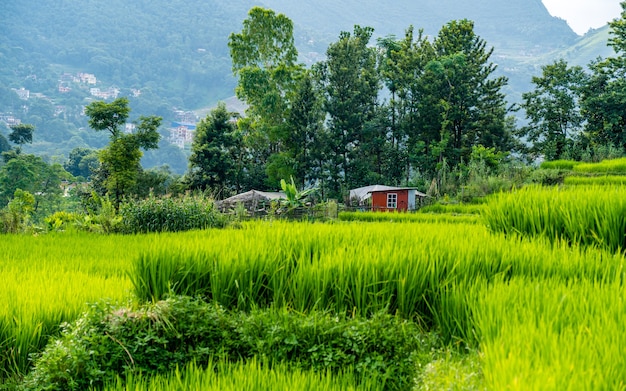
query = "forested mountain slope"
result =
(0, 0, 612, 170)
(1, 0, 579, 110)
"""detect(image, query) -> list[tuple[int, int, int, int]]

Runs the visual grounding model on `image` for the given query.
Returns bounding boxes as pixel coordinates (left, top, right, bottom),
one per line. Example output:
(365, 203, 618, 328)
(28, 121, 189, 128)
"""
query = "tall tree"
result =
(519, 59, 587, 160)
(85, 97, 161, 207)
(186, 102, 238, 196)
(581, 2, 626, 151)
(284, 71, 325, 189)
(228, 7, 303, 187)
(318, 25, 381, 198)
(8, 123, 35, 149)
(417, 20, 511, 173)
(378, 27, 435, 181)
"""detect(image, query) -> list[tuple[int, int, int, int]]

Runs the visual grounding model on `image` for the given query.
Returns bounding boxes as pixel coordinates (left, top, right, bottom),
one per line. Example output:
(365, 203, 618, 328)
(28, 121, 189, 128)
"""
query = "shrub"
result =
(21, 296, 434, 391)
(119, 194, 228, 233)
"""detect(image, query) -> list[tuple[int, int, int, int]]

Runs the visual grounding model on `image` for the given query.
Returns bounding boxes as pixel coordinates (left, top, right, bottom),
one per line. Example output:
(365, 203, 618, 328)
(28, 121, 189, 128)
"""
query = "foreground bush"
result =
(21, 296, 433, 391)
(119, 194, 227, 233)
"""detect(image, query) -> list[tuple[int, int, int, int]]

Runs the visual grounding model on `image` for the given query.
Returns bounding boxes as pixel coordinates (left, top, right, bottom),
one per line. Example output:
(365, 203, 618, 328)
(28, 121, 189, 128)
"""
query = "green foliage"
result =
(0, 189, 35, 233)
(118, 194, 227, 234)
(186, 103, 238, 194)
(318, 25, 380, 197)
(277, 176, 317, 217)
(63, 148, 99, 180)
(8, 124, 35, 149)
(518, 60, 587, 160)
(228, 6, 304, 188)
(526, 168, 568, 186)
(44, 211, 82, 232)
(85, 98, 162, 208)
(21, 296, 432, 391)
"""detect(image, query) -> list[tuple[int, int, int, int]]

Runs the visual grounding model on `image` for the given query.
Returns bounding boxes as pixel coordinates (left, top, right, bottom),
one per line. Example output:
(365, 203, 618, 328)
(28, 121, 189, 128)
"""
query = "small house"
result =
(369, 186, 427, 212)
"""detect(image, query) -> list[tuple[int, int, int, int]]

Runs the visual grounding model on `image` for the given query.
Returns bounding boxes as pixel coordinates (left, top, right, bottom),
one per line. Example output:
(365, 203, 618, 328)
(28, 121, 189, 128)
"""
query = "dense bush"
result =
(21, 296, 434, 391)
(119, 194, 228, 233)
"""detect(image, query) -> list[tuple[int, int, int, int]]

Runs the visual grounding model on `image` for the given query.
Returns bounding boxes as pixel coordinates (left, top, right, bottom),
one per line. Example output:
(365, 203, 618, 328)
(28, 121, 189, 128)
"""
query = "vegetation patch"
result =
(482, 185, 626, 252)
(572, 157, 626, 174)
(21, 296, 433, 391)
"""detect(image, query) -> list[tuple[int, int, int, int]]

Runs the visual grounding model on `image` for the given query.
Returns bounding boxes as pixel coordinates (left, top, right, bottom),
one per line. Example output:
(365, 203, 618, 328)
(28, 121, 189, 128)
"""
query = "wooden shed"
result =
(368, 186, 427, 212)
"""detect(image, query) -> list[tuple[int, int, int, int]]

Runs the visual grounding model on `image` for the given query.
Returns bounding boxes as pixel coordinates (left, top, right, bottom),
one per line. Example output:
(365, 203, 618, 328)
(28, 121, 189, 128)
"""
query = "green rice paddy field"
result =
(2, 185, 626, 390)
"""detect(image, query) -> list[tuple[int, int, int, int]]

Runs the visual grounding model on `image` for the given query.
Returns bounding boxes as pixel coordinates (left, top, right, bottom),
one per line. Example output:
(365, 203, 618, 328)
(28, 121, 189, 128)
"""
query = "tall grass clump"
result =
(103, 358, 383, 391)
(119, 194, 228, 233)
(539, 160, 580, 170)
(483, 185, 626, 252)
(573, 157, 626, 174)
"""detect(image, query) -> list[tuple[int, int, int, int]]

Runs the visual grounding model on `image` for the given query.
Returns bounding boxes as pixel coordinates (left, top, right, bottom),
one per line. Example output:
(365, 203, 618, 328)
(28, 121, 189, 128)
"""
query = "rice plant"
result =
(573, 157, 626, 174)
(539, 160, 580, 170)
(131, 221, 624, 342)
(102, 357, 384, 391)
(418, 203, 486, 215)
(338, 211, 480, 224)
(564, 175, 626, 186)
(0, 232, 162, 379)
(482, 185, 626, 252)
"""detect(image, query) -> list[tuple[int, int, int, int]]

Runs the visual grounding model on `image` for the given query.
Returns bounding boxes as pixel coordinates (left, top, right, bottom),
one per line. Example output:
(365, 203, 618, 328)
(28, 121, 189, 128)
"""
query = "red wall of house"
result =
(371, 190, 410, 212)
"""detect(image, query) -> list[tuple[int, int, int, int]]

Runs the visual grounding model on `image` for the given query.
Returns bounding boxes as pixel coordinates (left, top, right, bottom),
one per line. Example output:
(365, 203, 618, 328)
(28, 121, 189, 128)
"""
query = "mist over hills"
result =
(0, 0, 615, 171)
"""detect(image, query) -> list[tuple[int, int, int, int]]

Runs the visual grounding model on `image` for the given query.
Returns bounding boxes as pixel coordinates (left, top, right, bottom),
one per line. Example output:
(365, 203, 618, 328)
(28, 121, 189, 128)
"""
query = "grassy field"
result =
(3, 188, 626, 389)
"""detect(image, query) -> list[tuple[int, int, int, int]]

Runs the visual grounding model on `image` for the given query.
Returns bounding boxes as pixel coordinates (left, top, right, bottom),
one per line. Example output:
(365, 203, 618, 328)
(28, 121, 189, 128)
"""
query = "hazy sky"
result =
(542, 0, 623, 35)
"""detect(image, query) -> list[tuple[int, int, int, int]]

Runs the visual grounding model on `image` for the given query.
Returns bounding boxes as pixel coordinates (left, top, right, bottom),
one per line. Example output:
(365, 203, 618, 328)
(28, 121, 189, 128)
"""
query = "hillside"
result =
(0, 0, 615, 171)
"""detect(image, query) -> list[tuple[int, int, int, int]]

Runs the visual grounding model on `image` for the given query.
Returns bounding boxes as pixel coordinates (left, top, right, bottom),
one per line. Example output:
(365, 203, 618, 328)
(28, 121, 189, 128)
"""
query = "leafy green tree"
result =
(581, 2, 626, 152)
(518, 60, 587, 160)
(84, 97, 162, 207)
(0, 157, 35, 206)
(8, 123, 35, 153)
(317, 25, 380, 198)
(0, 189, 35, 233)
(186, 102, 238, 195)
(64, 147, 99, 179)
(228, 6, 304, 187)
(416, 20, 511, 173)
(377, 27, 435, 182)
(0, 132, 10, 156)
(284, 71, 326, 188)
(0, 153, 70, 215)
